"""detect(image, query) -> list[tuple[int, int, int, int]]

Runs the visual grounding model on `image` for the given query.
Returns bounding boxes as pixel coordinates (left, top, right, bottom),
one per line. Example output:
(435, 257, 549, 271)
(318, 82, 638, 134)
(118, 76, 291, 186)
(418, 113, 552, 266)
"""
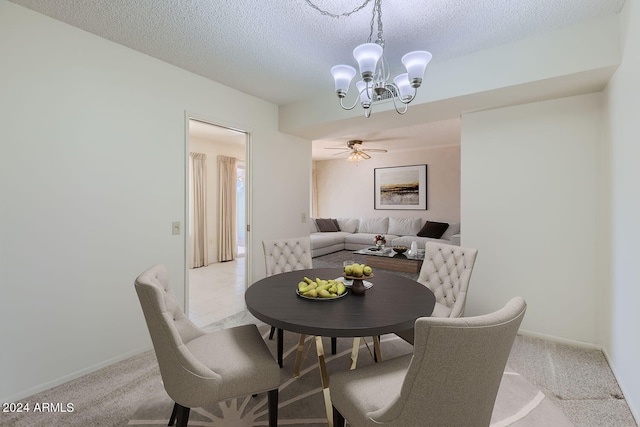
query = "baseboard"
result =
(1, 345, 153, 404)
(517, 328, 602, 350)
(600, 347, 640, 425)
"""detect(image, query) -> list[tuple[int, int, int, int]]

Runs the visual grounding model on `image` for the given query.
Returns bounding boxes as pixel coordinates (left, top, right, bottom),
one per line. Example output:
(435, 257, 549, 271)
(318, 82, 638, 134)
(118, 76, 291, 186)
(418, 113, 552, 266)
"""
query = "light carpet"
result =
(129, 323, 572, 426)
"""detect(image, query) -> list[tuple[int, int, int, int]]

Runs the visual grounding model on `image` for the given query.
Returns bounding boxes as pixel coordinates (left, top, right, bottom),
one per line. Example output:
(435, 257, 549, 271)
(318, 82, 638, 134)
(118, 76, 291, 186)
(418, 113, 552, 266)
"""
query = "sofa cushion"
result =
(315, 218, 339, 232)
(345, 233, 399, 247)
(417, 221, 449, 238)
(358, 217, 389, 234)
(441, 222, 460, 240)
(337, 218, 359, 234)
(311, 231, 350, 247)
(388, 217, 422, 236)
(309, 219, 318, 233)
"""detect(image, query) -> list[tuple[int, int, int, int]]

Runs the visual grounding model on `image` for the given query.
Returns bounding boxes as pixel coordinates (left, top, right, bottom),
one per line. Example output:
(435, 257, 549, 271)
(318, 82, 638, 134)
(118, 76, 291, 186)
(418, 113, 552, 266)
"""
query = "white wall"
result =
(0, 1, 310, 402)
(603, 0, 640, 419)
(189, 137, 245, 265)
(461, 93, 603, 344)
(314, 145, 460, 222)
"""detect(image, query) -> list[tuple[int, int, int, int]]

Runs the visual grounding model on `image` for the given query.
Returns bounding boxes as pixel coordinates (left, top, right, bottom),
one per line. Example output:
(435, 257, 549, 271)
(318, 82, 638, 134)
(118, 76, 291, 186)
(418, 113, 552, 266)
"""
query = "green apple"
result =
(363, 266, 372, 276)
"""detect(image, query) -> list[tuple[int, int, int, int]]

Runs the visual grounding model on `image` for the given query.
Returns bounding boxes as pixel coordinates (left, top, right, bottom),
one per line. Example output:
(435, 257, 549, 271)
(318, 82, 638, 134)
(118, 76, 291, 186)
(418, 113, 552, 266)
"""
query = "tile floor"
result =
(188, 257, 246, 327)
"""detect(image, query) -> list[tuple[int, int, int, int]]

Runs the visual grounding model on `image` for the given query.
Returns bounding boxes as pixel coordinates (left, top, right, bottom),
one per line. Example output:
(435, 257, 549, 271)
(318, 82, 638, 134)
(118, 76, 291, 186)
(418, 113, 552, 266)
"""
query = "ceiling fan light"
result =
(353, 43, 383, 82)
(402, 50, 432, 88)
(331, 65, 357, 98)
(393, 73, 415, 101)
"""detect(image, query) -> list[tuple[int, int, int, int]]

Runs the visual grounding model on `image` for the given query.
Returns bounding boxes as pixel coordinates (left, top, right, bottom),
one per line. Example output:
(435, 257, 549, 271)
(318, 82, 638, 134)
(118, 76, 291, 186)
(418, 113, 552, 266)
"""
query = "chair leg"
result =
(333, 405, 346, 427)
(269, 325, 276, 340)
(168, 402, 177, 426)
(175, 404, 190, 427)
(331, 336, 337, 354)
(268, 388, 279, 427)
(277, 328, 284, 368)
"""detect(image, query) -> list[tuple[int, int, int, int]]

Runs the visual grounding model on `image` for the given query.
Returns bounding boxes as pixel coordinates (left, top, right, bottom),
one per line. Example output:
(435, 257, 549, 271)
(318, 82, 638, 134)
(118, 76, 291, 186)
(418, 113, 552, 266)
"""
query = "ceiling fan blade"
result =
(332, 150, 349, 156)
(361, 148, 388, 153)
(325, 147, 351, 150)
(359, 151, 372, 159)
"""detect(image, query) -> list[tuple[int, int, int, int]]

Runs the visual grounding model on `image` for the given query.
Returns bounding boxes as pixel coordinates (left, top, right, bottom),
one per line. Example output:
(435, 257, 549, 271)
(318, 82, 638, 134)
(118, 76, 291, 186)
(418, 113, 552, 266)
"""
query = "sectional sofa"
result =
(309, 217, 460, 258)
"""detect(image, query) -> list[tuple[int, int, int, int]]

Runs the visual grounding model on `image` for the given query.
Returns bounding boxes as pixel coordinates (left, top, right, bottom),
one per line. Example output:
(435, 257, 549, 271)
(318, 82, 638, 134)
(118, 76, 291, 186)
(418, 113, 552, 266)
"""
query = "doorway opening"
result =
(186, 118, 249, 327)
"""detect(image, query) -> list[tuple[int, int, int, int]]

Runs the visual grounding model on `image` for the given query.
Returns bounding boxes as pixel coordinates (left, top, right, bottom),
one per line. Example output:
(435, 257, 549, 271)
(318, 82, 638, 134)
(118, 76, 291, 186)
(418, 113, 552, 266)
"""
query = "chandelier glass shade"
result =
(327, 0, 432, 117)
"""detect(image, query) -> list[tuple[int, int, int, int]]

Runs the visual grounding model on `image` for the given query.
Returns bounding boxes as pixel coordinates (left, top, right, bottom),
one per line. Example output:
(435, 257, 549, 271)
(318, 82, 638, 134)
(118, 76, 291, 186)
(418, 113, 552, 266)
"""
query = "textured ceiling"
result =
(9, 0, 626, 107)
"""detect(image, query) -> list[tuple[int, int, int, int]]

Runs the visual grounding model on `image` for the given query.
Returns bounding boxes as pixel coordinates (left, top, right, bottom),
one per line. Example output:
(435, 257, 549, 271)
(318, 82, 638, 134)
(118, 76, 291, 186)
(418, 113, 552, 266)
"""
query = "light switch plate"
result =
(172, 221, 181, 235)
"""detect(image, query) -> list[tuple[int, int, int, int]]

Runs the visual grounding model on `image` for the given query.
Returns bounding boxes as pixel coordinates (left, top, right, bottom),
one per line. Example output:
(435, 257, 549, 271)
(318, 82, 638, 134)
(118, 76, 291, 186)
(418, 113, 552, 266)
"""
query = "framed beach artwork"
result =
(374, 164, 427, 210)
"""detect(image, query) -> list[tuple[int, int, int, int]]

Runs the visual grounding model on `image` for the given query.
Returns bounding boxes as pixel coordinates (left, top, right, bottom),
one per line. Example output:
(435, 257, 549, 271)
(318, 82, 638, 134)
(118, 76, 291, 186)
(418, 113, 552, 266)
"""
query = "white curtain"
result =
(218, 155, 237, 262)
(189, 152, 208, 268)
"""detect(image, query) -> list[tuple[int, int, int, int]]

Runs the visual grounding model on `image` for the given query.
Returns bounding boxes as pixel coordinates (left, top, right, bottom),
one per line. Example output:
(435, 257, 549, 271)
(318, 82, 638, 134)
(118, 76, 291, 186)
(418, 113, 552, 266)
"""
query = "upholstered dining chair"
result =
(135, 264, 279, 427)
(331, 297, 527, 427)
(262, 237, 315, 361)
(395, 240, 478, 344)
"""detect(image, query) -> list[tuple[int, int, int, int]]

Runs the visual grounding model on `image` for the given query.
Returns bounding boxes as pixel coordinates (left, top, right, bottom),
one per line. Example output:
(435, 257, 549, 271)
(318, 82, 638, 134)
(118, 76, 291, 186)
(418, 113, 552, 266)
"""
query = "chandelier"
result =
(307, 0, 432, 117)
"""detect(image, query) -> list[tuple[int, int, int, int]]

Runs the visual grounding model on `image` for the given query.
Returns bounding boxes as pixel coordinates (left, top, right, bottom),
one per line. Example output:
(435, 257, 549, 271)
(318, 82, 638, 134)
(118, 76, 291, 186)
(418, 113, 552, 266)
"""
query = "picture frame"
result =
(374, 164, 427, 210)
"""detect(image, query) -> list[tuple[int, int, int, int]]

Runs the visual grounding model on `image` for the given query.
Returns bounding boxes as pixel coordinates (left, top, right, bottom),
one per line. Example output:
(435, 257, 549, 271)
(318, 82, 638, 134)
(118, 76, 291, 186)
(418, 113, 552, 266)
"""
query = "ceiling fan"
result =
(325, 140, 388, 162)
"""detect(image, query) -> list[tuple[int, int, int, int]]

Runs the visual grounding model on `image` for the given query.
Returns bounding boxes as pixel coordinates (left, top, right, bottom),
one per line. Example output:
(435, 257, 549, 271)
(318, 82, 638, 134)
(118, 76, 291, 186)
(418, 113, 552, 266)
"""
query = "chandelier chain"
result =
(368, 0, 384, 44)
(303, 0, 373, 19)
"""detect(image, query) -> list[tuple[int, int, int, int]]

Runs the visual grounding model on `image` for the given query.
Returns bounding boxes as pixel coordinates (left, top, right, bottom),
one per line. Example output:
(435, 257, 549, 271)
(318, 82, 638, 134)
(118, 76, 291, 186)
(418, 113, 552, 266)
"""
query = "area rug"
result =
(129, 325, 573, 426)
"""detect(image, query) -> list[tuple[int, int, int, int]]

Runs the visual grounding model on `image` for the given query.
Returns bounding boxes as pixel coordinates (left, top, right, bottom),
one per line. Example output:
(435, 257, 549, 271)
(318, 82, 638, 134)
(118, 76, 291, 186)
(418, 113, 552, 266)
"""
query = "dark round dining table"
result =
(245, 267, 435, 425)
(245, 267, 435, 360)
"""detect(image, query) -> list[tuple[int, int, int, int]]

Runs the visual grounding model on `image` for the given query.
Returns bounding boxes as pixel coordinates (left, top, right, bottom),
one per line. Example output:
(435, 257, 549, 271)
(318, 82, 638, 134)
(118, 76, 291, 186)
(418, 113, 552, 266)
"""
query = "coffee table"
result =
(245, 268, 434, 426)
(353, 247, 424, 274)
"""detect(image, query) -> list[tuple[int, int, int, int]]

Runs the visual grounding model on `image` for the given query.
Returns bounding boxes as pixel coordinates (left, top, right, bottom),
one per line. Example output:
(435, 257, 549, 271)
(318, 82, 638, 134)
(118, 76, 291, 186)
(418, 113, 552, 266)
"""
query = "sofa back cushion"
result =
(358, 217, 389, 234)
(315, 218, 339, 232)
(337, 218, 359, 233)
(388, 217, 422, 236)
(417, 221, 450, 238)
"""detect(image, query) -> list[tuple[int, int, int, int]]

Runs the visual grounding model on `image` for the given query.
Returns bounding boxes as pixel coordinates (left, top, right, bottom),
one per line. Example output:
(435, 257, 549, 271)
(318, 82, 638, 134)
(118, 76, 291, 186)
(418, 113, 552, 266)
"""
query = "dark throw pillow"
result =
(417, 221, 449, 239)
(315, 218, 339, 232)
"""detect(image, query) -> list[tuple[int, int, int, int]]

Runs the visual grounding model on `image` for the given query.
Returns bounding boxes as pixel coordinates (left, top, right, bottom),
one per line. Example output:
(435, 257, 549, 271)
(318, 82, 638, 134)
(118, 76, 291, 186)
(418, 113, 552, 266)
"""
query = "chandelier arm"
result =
(340, 84, 373, 111)
(391, 96, 409, 115)
(339, 96, 361, 111)
(379, 85, 409, 115)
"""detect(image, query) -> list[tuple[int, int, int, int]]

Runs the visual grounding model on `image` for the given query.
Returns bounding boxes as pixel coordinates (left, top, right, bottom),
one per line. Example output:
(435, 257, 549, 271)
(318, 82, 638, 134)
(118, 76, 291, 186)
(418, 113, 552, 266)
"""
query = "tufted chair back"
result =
(417, 241, 478, 318)
(262, 237, 313, 276)
(396, 241, 479, 344)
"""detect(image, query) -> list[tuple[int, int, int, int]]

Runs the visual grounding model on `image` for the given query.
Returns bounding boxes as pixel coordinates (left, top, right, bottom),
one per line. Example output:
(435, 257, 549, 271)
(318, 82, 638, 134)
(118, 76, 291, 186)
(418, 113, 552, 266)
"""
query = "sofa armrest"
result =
(449, 233, 461, 246)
